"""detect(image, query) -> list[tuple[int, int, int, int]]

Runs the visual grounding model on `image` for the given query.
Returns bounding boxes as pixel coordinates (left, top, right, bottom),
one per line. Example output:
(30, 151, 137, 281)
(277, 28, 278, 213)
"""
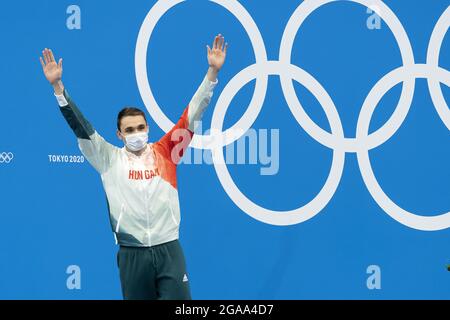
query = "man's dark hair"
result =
(117, 107, 147, 131)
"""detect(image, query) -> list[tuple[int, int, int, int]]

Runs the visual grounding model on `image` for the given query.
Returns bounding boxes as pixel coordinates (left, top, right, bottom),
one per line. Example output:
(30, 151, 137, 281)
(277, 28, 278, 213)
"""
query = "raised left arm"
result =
(155, 34, 228, 163)
(186, 33, 228, 130)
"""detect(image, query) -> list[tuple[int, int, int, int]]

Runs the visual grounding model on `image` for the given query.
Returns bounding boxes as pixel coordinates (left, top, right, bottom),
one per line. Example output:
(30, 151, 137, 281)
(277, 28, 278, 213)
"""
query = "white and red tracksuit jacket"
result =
(55, 75, 218, 247)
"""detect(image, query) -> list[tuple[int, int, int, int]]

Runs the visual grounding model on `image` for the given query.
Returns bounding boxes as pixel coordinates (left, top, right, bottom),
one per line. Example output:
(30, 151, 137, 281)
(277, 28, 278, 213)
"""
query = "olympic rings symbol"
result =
(136, 0, 450, 231)
(0, 152, 14, 164)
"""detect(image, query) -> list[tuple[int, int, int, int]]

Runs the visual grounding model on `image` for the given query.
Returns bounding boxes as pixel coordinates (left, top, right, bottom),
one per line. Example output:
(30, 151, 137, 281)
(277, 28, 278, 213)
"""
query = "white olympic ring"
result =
(136, 0, 450, 230)
(0, 152, 14, 164)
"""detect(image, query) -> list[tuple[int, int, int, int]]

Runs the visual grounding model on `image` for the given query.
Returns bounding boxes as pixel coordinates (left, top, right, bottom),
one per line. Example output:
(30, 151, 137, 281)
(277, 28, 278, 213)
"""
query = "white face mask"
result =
(123, 131, 148, 151)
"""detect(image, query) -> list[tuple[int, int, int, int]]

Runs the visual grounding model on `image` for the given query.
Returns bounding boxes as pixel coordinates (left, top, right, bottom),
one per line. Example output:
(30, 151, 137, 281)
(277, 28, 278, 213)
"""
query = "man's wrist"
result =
(207, 66, 219, 82)
(52, 80, 64, 95)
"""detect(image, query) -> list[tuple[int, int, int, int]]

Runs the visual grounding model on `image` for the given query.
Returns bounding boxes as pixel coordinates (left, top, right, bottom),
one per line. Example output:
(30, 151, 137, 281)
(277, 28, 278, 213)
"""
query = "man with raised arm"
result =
(39, 34, 228, 300)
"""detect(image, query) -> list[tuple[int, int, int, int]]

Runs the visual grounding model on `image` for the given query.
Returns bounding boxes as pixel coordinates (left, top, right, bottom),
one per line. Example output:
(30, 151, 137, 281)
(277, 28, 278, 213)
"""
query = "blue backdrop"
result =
(0, 0, 449, 299)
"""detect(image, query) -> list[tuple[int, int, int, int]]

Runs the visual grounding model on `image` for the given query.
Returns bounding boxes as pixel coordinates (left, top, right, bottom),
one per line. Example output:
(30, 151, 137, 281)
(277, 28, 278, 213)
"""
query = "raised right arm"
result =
(40, 48, 116, 174)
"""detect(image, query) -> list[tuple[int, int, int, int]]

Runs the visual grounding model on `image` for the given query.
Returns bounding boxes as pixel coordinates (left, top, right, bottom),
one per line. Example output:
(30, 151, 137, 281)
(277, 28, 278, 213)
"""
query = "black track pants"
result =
(117, 239, 191, 300)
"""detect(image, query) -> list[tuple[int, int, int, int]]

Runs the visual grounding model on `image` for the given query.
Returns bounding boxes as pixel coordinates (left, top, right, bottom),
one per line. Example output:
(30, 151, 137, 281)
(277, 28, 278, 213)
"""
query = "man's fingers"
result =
(39, 56, 45, 69)
(224, 42, 228, 54)
(206, 45, 211, 56)
(220, 36, 225, 51)
(58, 58, 63, 69)
(211, 35, 227, 52)
(48, 49, 55, 62)
(42, 49, 48, 64)
(218, 34, 223, 50)
(45, 48, 50, 63)
(45, 48, 51, 64)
